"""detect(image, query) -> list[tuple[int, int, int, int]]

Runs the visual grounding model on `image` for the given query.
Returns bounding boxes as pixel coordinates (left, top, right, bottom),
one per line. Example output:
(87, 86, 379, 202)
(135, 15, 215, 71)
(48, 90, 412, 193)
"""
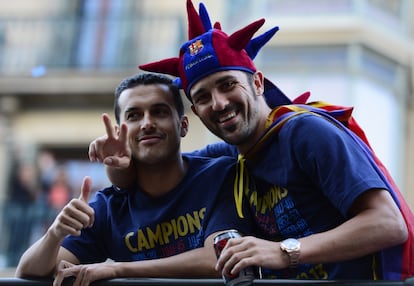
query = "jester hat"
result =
(139, 0, 291, 107)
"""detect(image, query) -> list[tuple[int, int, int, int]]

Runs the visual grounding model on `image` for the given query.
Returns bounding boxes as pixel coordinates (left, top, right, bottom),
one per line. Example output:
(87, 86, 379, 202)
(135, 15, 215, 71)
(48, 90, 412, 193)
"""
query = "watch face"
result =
(283, 238, 300, 250)
(281, 238, 301, 267)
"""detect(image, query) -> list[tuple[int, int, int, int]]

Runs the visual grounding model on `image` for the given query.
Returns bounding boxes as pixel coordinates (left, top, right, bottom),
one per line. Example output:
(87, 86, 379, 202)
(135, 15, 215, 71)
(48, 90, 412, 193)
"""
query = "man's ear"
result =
(191, 105, 198, 116)
(180, 115, 189, 137)
(253, 71, 265, 96)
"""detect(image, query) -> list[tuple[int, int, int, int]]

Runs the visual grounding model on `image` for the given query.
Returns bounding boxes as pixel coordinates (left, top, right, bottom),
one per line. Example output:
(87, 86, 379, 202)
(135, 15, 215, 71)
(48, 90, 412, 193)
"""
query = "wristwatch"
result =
(280, 238, 301, 268)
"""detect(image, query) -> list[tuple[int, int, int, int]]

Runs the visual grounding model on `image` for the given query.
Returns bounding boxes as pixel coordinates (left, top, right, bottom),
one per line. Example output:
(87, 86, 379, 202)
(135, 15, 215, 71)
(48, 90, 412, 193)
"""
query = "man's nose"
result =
(211, 91, 229, 111)
(141, 113, 155, 130)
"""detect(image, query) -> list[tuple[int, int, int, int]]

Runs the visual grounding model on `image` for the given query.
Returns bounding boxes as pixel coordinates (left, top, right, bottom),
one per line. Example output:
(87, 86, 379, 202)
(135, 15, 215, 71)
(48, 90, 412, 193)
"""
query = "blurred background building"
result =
(0, 0, 413, 272)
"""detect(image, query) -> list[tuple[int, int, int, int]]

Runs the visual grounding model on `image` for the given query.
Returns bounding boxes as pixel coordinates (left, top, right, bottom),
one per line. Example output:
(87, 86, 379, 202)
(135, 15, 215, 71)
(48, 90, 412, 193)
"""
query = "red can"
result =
(214, 230, 260, 286)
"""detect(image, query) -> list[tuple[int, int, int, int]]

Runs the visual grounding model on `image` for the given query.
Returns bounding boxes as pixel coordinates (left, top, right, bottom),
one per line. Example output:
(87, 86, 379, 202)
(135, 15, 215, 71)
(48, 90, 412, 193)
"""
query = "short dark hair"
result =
(114, 73, 184, 124)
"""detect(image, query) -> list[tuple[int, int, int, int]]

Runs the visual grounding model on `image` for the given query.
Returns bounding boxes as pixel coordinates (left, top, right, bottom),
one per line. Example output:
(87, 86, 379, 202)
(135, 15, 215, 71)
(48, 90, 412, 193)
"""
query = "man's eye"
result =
(220, 81, 237, 91)
(154, 110, 168, 117)
(127, 113, 139, 120)
(151, 107, 170, 117)
(194, 93, 210, 104)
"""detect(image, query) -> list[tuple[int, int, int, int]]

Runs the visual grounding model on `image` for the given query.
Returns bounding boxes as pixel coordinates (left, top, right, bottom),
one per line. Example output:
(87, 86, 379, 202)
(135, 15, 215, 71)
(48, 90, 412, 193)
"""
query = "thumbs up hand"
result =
(48, 176, 95, 240)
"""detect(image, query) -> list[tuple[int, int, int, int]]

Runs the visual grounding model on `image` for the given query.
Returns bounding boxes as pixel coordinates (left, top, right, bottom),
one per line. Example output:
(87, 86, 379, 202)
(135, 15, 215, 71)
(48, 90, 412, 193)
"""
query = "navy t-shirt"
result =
(193, 113, 390, 279)
(245, 113, 388, 279)
(62, 154, 253, 263)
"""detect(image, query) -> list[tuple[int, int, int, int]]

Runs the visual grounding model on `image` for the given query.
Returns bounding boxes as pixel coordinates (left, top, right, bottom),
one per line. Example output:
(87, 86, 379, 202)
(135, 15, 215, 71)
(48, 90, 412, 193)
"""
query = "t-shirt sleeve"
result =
(284, 114, 388, 217)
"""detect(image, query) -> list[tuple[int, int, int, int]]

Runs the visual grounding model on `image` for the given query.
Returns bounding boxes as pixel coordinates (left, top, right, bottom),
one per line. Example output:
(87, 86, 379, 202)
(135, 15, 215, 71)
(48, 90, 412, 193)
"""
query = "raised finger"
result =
(118, 122, 128, 145)
(80, 178, 94, 227)
(79, 176, 92, 203)
(102, 113, 117, 140)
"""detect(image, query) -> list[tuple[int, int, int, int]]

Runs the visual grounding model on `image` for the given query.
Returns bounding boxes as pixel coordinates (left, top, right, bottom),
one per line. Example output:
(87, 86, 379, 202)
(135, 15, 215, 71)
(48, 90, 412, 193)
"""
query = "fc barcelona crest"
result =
(189, 40, 204, 56)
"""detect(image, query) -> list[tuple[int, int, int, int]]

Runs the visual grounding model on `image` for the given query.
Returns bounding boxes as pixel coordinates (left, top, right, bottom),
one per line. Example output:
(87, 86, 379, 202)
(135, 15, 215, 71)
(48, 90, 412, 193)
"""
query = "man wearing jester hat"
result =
(102, 0, 412, 280)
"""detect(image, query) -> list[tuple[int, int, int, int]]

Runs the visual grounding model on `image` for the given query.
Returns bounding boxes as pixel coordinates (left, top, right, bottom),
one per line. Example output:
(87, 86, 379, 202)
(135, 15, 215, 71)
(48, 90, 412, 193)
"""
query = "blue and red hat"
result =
(139, 0, 291, 107)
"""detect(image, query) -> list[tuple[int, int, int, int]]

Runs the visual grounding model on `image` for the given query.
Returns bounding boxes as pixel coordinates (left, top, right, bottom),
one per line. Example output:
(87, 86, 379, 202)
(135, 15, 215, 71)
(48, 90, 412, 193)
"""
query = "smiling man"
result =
(15, 73, 252, 286)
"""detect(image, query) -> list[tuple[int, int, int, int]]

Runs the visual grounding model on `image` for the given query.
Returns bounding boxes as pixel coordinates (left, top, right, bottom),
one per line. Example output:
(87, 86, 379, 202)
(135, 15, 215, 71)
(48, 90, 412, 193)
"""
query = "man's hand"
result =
(89, 113, 131, 169)
(53, 260, 118, 286)
(49, 177, 95, 239)
(215, 236, 286, 277)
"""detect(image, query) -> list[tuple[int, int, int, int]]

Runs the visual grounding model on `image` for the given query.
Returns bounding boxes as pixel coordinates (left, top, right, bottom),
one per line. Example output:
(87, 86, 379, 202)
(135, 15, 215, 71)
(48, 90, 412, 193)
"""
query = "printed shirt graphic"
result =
(61, 154, 252, 263)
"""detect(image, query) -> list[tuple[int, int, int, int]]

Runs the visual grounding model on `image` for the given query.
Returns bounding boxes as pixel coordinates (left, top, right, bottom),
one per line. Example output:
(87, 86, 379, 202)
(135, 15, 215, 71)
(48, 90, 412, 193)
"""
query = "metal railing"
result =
(0, 278, 413, 286)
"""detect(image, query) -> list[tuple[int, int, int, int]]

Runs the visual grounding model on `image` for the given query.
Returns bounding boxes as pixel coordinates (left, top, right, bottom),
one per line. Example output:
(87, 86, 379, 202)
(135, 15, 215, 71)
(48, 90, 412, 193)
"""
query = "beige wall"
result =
(12, 111, 110, 146)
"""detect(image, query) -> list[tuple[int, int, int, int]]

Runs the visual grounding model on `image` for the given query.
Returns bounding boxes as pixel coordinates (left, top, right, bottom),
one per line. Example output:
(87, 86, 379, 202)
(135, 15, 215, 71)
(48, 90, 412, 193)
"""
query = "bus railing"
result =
(0, 278, 412, 286)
